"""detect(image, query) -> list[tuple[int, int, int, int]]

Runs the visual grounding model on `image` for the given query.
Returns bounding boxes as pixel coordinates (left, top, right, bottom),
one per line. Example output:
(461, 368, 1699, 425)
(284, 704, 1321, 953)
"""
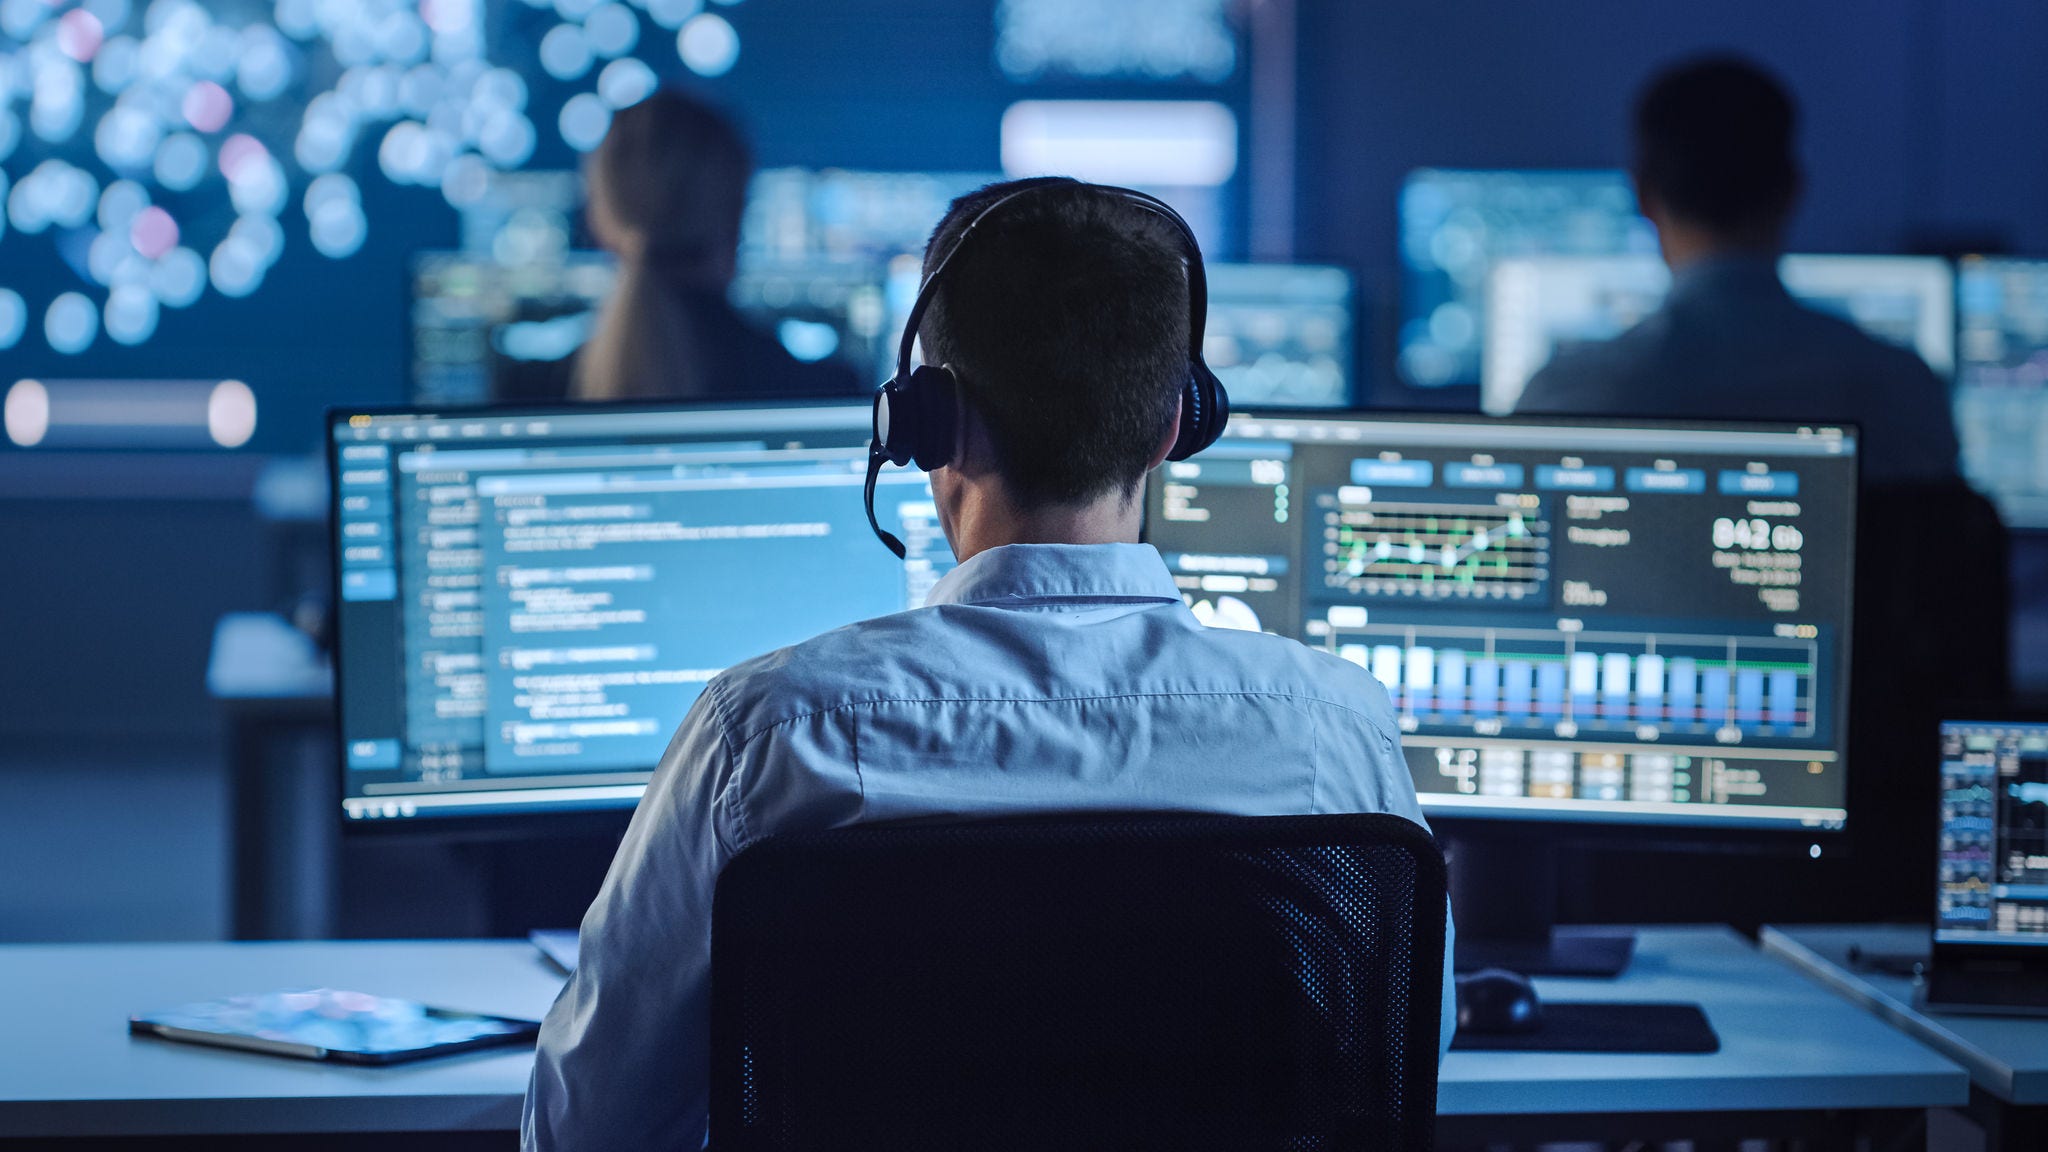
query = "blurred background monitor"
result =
(1481, 253, 1958, 415)
(410, 252, 613, 407)
(1955, 256, 2048, 530)
(1397, 168, 1659, 391)
(408, 168, 1001, 405)
(1203, 263, 1356, 409)
(1776, 255, 1955, 377)
(739, 168, 999, 266)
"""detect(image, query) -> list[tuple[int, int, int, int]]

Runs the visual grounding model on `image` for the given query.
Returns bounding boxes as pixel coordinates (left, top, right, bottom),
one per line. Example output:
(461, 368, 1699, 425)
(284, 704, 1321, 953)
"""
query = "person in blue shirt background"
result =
(1516, 56, 1960, 484)
(523, 177, 1452, 1151)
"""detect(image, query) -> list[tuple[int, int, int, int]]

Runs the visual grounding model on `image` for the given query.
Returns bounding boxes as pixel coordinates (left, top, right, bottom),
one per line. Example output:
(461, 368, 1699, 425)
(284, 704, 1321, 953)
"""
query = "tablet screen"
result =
(133, 989, 538, 1058)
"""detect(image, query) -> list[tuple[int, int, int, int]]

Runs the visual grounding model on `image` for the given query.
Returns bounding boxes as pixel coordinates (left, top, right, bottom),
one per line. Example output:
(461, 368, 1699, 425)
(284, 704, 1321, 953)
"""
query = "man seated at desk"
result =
(1515, 55, 1958, 484)
(522, 177, 1453, 1151)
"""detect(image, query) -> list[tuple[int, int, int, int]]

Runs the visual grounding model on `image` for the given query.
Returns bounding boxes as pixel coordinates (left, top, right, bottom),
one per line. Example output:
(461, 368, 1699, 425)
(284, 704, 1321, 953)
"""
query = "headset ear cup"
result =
(906, 364, 959, 472)
(1168, 366, 1228, 461)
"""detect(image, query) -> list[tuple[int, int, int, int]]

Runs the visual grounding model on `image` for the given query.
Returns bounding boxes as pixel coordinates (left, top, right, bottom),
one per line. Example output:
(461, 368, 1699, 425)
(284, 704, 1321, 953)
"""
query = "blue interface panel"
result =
(1146, 413, 1858, 829)
(1398, 169, 1658, 390)
(331, 402, 948, 821)
(1955, 257, 2048, 529)
(1939, 720, 2048, 944)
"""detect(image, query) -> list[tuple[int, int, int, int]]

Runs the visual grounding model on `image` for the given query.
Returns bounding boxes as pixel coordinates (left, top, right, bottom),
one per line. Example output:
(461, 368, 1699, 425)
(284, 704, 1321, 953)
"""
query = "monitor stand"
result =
(1446, 832, 1635, 978)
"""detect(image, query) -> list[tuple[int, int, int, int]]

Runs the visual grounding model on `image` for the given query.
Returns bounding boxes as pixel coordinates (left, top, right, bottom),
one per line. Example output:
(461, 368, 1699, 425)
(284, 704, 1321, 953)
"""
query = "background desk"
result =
(1762, 923, 2048, 1150)
(2, 929, 1969, 1147)
(0, 940, 558, 1147)
(1437, 925, 1968, 1146)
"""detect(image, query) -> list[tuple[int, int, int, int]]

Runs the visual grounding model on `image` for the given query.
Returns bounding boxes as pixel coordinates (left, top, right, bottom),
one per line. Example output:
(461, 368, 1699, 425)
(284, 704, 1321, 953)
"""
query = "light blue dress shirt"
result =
(1517, 254, 1959, 484)
(523, 542, 1454, 1152)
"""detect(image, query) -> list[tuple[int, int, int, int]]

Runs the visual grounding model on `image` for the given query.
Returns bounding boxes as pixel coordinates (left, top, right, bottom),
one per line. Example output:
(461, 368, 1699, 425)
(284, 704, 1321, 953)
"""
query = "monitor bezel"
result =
(325, 394, 883, 836)
(1194, 405, 1863, 849)
(1931, 704, 2048, 965)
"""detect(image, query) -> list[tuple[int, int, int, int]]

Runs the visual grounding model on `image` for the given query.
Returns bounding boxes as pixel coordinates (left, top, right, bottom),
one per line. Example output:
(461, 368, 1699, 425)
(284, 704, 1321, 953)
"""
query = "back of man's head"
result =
(586, 89, 751, 267)
(1633, 55, 1799, 237)
(919, 178, 1190, 507)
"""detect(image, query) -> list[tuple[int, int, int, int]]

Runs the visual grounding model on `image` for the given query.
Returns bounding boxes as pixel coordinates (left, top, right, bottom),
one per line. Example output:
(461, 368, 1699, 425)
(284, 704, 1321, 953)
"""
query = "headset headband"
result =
(865, 181, 1226, 559)
(894, 182, 1212, 385)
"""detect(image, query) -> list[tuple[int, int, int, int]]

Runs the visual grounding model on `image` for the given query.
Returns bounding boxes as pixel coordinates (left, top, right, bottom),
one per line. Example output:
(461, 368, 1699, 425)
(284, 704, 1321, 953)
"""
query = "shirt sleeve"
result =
(523, 689, 741, 1152)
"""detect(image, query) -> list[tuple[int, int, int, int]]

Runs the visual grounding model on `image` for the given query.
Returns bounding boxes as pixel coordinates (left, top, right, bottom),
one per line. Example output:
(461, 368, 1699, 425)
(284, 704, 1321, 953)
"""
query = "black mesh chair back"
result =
(709, 812, 1446, 1152)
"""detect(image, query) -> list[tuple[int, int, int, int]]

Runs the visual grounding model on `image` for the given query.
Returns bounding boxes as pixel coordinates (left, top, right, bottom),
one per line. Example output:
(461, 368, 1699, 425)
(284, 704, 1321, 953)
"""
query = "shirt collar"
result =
(1669, 252, 1789, 307)
(925, 543, 1185, 607)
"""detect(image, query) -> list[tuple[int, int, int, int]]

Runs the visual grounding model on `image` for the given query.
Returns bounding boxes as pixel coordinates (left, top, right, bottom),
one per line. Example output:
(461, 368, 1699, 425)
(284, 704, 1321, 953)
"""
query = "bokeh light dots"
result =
(678, 13, 739, 77)
(0, 0, 755, 363)
(45, 291, 99, 354)
(0, 289, 27, 351)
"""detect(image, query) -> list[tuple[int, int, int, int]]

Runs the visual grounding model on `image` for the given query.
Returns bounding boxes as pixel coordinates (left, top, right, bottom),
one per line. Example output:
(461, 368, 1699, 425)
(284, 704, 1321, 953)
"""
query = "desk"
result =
(3, 930, 1968, 1147)
(1761, 924, 2048, 1150)
(1436, 925, 1969, 1146)
(207, 612, 335, 940)
(0, 940, 560, 1144)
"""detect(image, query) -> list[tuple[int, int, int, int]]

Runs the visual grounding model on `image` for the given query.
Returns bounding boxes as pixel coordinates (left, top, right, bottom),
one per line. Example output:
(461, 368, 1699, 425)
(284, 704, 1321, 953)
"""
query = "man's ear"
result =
(1145, 392, 1185, 472)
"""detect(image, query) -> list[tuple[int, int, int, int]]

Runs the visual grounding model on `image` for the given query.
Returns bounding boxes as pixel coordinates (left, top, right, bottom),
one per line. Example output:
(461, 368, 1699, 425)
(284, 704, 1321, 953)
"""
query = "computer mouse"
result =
(1455, 968, 1544, 1035)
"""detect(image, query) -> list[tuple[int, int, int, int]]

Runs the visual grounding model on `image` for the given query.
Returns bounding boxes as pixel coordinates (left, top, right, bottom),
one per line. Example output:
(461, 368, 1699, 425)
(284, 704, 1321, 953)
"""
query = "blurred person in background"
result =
(568, 89, 862, 402)
(1515, 55, 1958, 483)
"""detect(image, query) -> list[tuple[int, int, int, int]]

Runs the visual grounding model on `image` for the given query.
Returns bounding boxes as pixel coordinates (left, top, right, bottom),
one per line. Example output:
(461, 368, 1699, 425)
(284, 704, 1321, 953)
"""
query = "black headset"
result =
(863, 181, 1231, 558)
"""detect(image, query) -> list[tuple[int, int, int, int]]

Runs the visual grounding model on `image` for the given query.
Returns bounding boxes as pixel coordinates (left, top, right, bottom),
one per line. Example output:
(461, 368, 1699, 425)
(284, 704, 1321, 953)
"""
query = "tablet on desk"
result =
(130, 989, 541, 1064)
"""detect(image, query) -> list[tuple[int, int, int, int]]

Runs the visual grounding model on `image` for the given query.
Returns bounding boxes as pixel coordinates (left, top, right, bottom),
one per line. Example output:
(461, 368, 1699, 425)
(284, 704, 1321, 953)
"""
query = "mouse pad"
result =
(1451, 1002, 1719, 1053)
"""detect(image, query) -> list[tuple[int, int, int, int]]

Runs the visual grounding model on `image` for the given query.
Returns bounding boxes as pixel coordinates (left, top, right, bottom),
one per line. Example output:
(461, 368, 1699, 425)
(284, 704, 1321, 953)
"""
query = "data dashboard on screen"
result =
(330, 401, 948, 821)
(1481, 253, 1957, 414)
(1939, 720, 2048, 945)
(1398, 169, 1659, 390)
(1146, 413, 1857, 829)
(1955, 257, 2048, 529)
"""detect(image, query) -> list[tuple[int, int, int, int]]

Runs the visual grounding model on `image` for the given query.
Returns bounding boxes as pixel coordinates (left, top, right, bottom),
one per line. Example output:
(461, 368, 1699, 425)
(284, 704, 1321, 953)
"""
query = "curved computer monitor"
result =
(1144, 410, 1859, 833)
(328, 399, 946, 823)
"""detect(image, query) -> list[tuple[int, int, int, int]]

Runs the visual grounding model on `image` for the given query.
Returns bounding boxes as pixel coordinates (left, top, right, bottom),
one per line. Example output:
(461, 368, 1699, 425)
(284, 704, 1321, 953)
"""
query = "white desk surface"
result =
(1, 927, 1970, 1138)
(1, 940, 561, 1139)
(1761, 923, 2048, 1105)
(1437, 924, 1967, 1116)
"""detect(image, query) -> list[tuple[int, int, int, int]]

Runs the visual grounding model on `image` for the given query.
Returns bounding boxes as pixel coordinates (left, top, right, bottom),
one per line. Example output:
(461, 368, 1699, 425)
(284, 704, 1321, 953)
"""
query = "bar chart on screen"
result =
(1331, 621, 1819, 743)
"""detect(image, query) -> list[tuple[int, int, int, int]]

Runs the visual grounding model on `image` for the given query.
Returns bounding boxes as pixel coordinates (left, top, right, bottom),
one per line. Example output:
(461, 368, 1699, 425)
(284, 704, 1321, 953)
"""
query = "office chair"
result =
(709, 812, 1447, 1152)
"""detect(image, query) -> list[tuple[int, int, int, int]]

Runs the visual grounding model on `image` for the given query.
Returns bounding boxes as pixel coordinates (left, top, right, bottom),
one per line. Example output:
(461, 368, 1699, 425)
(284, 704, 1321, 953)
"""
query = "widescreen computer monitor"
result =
(1145, 411, 1858, 831)
(1938, 718, 2048, 944)
(409, 252, 893, 404)
(1955, 256, 2048, 529)
(1397, 169, 1659, 390)
(1480, 254, 1958, 414)
(1204, 264, 1357, 408)
(329, 400, 947, 821)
